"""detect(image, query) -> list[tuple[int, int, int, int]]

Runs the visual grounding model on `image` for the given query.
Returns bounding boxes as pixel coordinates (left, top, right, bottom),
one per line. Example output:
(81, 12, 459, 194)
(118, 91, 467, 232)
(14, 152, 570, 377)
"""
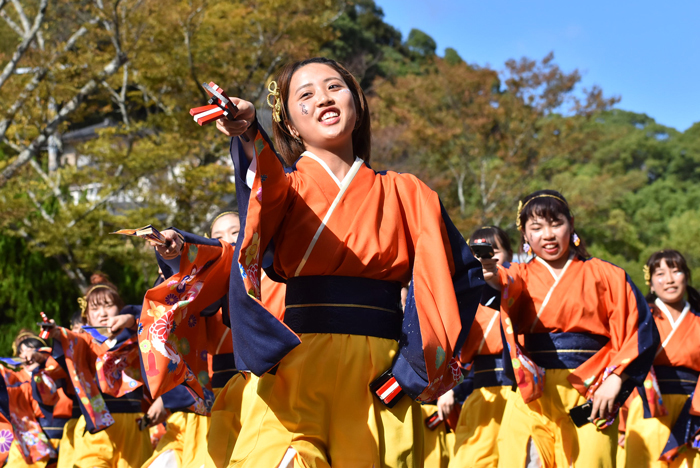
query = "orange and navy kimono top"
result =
(31, 356, 79, 440)
(0, 365, 56, 464)
(136, 125, 484, 402)
(226, 125, 483, 401)
(458, 284, 513, 392)
(138, 225, 287, 401)
(638, 300, 700, 460)
(52, 326, 144, 433)
(497, 255, 658, 405)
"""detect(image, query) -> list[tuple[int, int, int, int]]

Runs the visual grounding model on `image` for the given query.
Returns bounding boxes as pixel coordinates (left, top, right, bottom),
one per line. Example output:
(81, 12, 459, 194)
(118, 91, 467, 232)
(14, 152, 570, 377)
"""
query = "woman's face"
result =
(492, 238, 512, 267)
(87, 297, 119, 327)
(652, 259, 687, 305)
(211, 214, 240, 245)
(524, 214, 572, 263)
(286, 63, 357, 152)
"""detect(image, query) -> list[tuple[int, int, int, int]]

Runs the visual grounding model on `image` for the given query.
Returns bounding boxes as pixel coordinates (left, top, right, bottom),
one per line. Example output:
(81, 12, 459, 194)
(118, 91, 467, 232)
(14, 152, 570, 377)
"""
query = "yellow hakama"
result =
(421, 404, 453, 468)
(450, 386, 509, 468)
(625, 393, 700, 468)
(228, 334, 423, 467)
(497, 369, 618, 468)
(72, 413, 152, 468)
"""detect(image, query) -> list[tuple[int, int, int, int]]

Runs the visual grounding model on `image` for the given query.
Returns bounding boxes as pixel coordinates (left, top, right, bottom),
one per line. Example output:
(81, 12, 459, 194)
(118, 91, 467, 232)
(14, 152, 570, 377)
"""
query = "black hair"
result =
(645, 249, 700, 313)
(469, 226, 513, 260)
(517, 189, 590, 258)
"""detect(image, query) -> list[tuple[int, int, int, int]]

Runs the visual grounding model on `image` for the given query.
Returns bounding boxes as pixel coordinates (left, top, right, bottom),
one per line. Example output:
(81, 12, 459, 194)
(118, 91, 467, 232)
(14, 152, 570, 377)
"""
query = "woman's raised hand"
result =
(480, 258, 501, 291)
(215, 98, 256, 138)
(151, 229, 183, 260)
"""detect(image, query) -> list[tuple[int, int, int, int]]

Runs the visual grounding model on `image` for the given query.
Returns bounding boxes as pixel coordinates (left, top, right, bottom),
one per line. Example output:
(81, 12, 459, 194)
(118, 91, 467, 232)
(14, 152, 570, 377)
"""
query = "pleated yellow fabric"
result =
(57, 418, 78, 468)
(142, 412, 210, 468)
(421, 404, 452, 468)
(625, 393, 700, 468)
(228, 334, 423, 468)
(72, 413, 152, 468)
(497, 369, 617, 468)
(206, 372, 259, 468)
(450, 386, 509, 468)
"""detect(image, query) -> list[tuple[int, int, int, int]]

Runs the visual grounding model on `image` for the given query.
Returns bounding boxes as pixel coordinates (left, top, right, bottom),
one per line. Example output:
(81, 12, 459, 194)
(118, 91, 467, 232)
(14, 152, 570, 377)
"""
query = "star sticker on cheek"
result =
(300, 103, 308, 115)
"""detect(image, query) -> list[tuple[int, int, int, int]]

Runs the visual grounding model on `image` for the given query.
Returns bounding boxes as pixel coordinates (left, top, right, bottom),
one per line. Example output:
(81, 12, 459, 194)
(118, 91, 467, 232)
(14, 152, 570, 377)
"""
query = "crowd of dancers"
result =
(1, 56, 698, 468)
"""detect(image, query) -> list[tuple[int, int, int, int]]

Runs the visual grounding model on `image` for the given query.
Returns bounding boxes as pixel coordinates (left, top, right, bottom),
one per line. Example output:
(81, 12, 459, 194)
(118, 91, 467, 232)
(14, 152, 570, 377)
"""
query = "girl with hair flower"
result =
(481, 189, 659, 467)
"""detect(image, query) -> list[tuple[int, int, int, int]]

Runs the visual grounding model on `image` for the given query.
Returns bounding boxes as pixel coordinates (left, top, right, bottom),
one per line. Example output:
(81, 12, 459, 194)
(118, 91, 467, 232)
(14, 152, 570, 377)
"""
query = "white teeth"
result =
(321, 111, 338, 121)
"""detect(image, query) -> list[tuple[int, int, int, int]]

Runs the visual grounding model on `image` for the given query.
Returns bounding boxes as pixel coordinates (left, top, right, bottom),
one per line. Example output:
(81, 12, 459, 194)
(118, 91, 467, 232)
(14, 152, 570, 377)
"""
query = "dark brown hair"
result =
(84, 284, 124, 323)
(469, 226, 513, 260)
(517, 189, 590, 258)
(271, 57, 371, 166)
(645, 249, 700, 312)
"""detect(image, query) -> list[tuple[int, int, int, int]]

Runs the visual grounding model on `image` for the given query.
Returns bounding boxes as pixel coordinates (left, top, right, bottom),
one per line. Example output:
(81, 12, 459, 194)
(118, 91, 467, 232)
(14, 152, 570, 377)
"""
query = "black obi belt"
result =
(211, 352, 238, 389)
(473, 354, 514, 389)
(284, 276, 403, 341)
(654, 366, 699, 395)
(524, 332, 610, 370)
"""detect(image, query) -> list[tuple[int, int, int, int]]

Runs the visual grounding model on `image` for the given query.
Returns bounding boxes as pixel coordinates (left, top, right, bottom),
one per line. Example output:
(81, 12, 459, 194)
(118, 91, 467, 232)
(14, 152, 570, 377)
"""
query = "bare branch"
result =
(26, 189, 55, 224)
(29, 158, 66, 208)
(1, 9, 25, 36)
(0, 0, 9, 14)
(0, 50, 128, 186)
(0, 0, 49, 91)
(10, 0, 30, 33)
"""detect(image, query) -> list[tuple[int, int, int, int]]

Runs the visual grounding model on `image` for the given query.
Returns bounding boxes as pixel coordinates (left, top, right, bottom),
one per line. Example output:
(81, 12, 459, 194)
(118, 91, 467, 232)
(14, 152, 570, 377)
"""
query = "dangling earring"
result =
(572, 233, 580, 247)
(523, 243, 531, 254)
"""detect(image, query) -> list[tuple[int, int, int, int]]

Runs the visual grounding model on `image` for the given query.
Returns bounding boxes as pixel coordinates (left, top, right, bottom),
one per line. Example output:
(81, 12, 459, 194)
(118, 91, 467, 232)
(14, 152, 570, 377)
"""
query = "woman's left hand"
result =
(106, 315, 136, 334)
(591, 373, 622, 421)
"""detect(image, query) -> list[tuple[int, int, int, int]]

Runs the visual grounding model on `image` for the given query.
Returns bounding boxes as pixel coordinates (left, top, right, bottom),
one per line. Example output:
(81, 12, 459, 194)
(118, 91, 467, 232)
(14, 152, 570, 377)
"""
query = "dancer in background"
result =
(481, 190, 658, 467)
(448, 226, 514, 468)
(208, 56, 484, 467)
(623, 249, 700, 467)
(3, 331, 56, 467)
(46, 283, 152, 468)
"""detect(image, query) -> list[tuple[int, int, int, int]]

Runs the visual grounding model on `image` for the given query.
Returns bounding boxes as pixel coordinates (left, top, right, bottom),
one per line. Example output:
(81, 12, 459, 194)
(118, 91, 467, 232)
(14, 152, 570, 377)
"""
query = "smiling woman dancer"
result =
(481, 189, 658, 468)
(623, 249, 700, 467)
(204, 57, 486, 467)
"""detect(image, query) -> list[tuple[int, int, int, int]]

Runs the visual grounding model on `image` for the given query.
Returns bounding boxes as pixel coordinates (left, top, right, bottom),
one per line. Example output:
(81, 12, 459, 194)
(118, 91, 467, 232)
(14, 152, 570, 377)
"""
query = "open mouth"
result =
(319, 107, 340, 124)
(542, 243, 559, 254)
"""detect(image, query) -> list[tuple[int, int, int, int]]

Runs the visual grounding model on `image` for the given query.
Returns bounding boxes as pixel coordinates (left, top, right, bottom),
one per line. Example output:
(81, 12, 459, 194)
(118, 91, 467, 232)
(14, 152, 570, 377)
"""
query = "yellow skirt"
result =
(72, 413, 152, 468)
(421, 404, 453, 468)
(206, 372, 260, 468)
(57, 418, 78, 468)
(450, 385, 509, 468)
(5, 438, 60, 468)
(142, 411, 210, 468)
(625, 393, 700, 468)
(497, 369, 618, 468)
(229, 333, 424, 468)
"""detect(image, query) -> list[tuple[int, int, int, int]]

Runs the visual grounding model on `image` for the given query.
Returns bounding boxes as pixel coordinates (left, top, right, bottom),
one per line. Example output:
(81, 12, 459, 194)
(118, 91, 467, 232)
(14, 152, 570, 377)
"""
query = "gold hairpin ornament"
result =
(77, 284, 113, 317)
(267, 81, 281, 123)
(643, 265, 651, 286)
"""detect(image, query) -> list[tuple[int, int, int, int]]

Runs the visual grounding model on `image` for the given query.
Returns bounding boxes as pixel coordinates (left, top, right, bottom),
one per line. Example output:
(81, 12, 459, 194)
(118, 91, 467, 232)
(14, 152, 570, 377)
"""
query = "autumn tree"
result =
(373, 52, 618, 232)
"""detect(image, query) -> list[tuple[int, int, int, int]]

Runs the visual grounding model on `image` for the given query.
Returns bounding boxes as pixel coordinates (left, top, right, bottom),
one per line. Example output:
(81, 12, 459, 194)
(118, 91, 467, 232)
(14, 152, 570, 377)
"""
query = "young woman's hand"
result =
(437, 389, 455, 421)
(591, 373, 622, 421)
(146, 396, 169, 427)
(480, 258, 501, 291)
(215, 98, 256, 138)
(151, 229, 183, 260)
(106, 315, 136, 334)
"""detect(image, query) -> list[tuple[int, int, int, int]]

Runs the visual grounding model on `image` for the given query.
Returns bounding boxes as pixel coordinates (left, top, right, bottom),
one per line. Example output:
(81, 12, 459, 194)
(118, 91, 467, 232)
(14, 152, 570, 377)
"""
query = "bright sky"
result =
(375, 0, 700, 131)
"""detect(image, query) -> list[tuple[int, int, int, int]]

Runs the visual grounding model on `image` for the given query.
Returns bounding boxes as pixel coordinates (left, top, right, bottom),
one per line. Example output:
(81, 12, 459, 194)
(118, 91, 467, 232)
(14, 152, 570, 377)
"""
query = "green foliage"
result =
(406, 29, 437, 57)
(0, 235, 79, 355)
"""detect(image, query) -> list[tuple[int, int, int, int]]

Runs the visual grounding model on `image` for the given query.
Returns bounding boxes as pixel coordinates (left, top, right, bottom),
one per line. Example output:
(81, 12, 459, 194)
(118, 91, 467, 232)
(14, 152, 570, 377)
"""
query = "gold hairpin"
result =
(643, 264, 651, 286)
(267, 81, 281, 123)
(515, 194, 568, 231)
